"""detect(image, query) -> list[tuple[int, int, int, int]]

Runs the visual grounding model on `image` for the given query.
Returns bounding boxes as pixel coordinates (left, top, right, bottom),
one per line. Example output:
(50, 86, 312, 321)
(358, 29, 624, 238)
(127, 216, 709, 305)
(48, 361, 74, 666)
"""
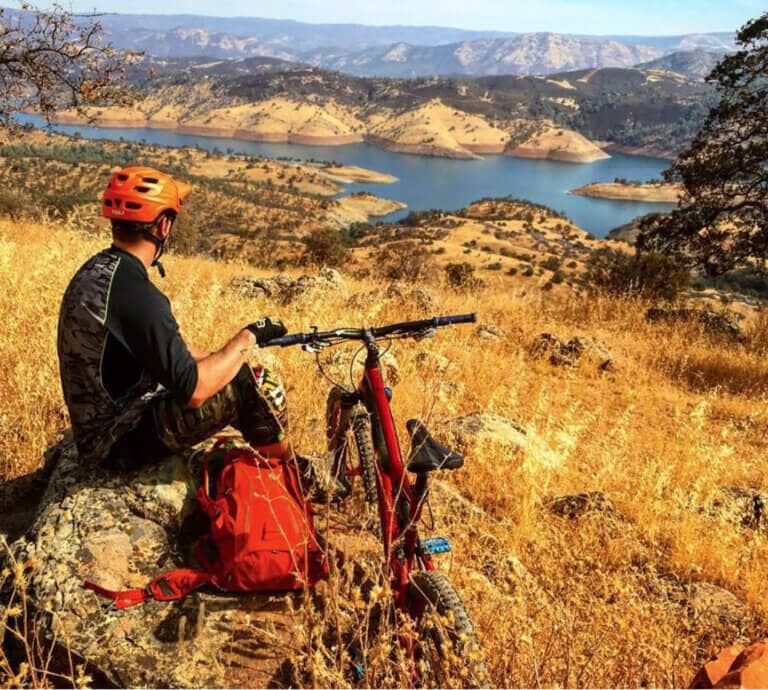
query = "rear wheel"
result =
(408, 570, 488, 688)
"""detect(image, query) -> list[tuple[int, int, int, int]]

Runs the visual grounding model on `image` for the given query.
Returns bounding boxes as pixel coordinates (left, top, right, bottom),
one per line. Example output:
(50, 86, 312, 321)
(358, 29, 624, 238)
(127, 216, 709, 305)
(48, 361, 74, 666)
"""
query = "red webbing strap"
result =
(84, 569, 212, 609)
(83, 580, 150, 609)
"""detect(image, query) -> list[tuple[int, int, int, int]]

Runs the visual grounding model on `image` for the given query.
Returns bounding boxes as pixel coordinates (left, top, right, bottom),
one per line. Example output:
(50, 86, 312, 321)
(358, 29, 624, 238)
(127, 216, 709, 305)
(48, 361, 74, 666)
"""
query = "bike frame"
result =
(354, 331, 434, 611)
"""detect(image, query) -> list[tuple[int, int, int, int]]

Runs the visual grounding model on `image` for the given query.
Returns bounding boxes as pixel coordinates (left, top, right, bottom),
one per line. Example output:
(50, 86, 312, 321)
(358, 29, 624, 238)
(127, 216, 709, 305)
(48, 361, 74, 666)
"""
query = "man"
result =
(57, 166, 290, 471)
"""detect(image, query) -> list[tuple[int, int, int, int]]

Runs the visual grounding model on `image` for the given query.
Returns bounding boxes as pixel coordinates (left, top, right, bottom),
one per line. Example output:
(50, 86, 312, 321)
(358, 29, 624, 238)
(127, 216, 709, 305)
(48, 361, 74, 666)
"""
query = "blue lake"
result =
(19, 115, 676, 237)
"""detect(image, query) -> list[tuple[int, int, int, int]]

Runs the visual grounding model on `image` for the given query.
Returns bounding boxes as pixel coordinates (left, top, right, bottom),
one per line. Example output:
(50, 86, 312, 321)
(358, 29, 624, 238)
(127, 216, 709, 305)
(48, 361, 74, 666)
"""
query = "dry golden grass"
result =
(2, 216, 768, 687)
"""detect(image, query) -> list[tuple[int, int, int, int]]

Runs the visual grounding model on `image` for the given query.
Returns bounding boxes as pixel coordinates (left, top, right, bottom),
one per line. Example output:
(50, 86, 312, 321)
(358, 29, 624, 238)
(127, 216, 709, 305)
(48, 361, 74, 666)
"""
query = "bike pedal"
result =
(419, 536, 452, 555)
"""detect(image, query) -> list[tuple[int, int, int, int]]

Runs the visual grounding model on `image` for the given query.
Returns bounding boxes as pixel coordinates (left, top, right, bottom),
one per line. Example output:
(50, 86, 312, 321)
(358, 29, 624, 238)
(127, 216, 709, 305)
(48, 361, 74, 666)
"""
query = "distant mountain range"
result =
(6, 8, 731, 79)
(0, 7, 735, 79)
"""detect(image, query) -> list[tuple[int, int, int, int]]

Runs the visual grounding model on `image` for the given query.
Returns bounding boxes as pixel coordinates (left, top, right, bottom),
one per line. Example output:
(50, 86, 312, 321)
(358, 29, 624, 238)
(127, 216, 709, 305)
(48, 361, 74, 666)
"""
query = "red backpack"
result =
(84, 440, 328, 609)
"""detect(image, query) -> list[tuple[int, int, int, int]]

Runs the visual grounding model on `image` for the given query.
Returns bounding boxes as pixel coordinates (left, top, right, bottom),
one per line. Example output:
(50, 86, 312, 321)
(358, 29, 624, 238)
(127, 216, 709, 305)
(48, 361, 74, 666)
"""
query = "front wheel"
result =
(408, 570, 488, 688)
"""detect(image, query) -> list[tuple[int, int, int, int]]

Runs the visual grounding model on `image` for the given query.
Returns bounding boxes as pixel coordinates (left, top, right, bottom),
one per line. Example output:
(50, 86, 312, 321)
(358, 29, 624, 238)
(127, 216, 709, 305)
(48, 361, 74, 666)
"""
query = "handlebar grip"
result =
(259, 333, 307, 348)
(435, 313, 477, 327)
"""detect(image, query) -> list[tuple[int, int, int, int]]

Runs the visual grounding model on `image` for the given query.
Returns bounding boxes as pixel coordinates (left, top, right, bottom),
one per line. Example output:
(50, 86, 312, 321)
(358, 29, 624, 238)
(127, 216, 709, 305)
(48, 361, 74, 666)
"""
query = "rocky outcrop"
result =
(1, 441, 304, 688)
(546, 491, 615, 519)
(645, 308, 744, 343)
(531, 333, 615, 371)
(231, 268, 344, 305)
(703, 487, 768, 535)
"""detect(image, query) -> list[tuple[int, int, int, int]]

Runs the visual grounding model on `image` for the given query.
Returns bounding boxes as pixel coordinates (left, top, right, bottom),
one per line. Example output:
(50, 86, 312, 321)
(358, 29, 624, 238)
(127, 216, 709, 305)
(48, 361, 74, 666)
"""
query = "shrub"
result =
(302, 227, 349, 267)
(585, 249, 691, 301)
(445, 262, 484, 290)
(0, 190, 25, 220)
(541, 256, 561, 272)
(376, 241, 438, 282)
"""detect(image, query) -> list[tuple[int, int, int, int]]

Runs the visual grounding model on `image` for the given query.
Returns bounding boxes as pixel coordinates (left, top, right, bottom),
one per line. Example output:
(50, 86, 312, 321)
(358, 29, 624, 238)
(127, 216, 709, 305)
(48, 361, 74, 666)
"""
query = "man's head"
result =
(102, 167, 192, 273)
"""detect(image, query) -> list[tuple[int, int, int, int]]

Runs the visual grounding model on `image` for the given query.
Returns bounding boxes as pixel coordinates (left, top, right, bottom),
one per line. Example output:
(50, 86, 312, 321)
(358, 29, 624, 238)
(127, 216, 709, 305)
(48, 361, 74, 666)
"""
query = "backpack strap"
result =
(84, 568, 212, 609)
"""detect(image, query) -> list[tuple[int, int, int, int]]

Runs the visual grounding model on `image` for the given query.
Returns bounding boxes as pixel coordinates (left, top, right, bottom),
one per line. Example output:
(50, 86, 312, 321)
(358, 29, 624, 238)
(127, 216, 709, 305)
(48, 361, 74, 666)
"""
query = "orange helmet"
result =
(102, 167, 192, 224)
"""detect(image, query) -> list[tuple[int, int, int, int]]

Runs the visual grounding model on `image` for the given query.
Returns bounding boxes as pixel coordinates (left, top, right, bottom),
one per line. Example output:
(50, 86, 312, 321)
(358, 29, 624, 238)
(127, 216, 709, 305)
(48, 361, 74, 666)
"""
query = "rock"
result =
(231, 268, 344, 305)
(645, 308, 744, 343)
(687, 582, 751, 631)
(475, 324, 505, 341)
(1, 441, 303, 688)
(691, 640, 768, 689)
(660, 576, 751, 634)
(414, 351, 451, 374)
(384, 283, 436, 313)
(437, 413, 527, 453)
(546, 491, 614, 519)
(531, 333, 615, 370)
(704, 486, 768, 535)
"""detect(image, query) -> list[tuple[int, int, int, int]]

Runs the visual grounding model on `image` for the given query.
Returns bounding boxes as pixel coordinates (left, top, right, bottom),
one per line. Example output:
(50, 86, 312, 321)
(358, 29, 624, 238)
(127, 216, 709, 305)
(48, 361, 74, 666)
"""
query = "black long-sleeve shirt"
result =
(57, 246, 197, 464)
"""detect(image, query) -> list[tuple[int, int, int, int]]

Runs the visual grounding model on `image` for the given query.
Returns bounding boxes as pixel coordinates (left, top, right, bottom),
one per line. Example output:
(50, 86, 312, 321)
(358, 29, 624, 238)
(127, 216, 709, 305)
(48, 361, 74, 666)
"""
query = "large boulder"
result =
(1, 441, 304, 688)
(436, 413, 527, 454)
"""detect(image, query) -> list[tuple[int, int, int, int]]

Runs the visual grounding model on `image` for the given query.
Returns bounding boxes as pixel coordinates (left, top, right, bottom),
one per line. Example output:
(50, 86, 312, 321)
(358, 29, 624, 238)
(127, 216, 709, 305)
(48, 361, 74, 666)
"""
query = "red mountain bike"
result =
(263, 313, 486, 687)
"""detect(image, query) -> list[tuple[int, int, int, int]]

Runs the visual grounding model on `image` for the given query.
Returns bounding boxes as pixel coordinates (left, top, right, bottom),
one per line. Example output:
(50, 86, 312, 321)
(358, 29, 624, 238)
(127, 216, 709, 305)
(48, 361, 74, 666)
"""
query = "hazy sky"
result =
(37, 0, 760, 34)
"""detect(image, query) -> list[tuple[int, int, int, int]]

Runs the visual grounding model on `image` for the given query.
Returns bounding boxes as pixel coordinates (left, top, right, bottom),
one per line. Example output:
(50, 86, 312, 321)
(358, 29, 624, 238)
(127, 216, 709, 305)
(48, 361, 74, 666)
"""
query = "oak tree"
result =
(0, 2, 134, 130)
(638, 13, 768, 276)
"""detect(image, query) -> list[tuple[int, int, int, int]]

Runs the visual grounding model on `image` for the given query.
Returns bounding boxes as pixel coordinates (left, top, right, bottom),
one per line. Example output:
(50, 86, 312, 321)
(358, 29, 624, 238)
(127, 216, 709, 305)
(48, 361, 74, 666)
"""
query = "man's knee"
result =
(234, 364, 289, 446)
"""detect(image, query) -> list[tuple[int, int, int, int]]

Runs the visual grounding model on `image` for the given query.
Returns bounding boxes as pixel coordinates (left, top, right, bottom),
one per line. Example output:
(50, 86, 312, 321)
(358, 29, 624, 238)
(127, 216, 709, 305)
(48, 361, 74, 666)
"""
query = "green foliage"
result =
(639, 12, 768, 276)
(585, 249, 691, 301)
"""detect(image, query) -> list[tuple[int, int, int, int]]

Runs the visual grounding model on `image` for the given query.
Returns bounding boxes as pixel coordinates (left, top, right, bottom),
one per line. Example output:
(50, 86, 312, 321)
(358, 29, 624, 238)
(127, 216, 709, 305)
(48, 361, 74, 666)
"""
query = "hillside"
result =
(636, 50, 722, 80)
(2, 209, 768, 686)
(0, 132, 626, 283)
(53, 57, 715, 160)
(0, 130, 405, 257)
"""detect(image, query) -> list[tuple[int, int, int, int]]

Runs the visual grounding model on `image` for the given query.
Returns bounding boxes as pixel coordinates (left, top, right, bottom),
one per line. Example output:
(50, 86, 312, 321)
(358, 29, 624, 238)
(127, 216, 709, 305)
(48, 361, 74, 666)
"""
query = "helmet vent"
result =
(134, 185, 151, 193)
(125, 201, 142, 210)
(142, 177, 159, 184)
(104, 199, 113, 207)
(117, 174, 128, 181)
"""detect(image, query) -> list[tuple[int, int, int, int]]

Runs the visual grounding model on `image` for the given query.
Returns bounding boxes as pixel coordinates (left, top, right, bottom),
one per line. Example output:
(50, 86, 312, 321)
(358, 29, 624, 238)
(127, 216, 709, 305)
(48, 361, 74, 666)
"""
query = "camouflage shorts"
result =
(151, 364, 288, 453)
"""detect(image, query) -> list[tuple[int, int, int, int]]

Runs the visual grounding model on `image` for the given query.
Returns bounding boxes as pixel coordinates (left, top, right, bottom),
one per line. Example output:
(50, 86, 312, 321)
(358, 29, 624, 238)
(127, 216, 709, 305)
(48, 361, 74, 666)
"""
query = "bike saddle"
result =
(406, 419, 464, 473)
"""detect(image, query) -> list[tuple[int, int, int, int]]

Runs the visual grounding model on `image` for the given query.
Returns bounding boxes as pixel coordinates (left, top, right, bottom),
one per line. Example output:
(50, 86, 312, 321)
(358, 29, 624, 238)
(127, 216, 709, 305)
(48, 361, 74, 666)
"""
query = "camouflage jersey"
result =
(57, 247, 198, 465)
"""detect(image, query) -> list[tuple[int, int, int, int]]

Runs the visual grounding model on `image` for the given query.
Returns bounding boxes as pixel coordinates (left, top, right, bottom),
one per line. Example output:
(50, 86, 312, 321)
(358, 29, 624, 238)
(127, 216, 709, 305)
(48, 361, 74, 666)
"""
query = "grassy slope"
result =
(2, 216, 768, 686)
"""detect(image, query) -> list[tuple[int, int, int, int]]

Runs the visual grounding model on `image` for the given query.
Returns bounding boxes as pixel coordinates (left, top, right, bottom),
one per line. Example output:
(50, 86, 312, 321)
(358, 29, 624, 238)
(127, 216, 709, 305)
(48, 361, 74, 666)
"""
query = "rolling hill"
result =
(54, 56, 715, 160)
(636, 50, 723, 80)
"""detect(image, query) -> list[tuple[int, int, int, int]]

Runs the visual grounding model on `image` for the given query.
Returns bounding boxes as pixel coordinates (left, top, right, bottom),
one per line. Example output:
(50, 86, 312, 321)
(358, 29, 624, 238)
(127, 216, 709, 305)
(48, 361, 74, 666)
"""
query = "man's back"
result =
(58, 246, 196, 465)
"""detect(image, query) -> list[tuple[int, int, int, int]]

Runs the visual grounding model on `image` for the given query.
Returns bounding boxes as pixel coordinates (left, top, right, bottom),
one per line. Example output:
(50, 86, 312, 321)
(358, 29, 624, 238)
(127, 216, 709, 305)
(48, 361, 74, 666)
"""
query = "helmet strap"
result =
(142, 229, 167, 279)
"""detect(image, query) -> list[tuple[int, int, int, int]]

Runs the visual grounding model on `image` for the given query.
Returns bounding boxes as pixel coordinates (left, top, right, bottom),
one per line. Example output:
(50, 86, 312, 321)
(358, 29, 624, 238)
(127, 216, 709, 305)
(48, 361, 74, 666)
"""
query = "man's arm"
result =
(187, 344, 211, 361)
(187, 329, 255, 408)
(187, 318, 286, 409)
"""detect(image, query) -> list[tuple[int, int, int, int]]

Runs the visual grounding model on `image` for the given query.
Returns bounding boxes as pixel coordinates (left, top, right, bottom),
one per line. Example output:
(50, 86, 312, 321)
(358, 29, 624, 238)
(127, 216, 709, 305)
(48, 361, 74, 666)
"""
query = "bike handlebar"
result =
(260, 313, 477, 348)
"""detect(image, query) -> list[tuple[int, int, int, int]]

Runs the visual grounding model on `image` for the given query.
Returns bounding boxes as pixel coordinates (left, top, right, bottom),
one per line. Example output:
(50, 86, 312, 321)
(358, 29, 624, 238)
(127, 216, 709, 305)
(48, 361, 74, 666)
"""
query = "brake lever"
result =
(302, 340, 331, 353)
(412, 328, 436, 341)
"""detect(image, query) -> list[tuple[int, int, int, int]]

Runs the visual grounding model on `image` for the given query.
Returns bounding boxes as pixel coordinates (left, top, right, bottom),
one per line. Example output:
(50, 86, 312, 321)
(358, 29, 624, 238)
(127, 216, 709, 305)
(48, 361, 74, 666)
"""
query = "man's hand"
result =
(245, 317, 287, 345)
